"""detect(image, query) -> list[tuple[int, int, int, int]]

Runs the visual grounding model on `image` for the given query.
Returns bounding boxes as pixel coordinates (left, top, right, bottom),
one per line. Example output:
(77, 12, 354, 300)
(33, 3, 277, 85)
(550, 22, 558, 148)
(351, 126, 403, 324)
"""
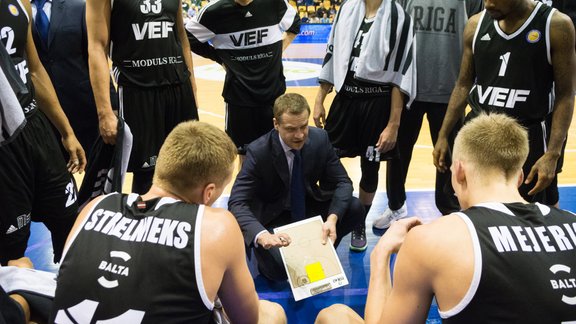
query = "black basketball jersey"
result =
(341, 17, 391, 98)
(52, 193, 215, 324)
(110, 0, 190, 87)
(468, 2, 555, 124)
(188, 0, 300, 106)
(442, 202, 576, 323)
(0, 0, 37, 118)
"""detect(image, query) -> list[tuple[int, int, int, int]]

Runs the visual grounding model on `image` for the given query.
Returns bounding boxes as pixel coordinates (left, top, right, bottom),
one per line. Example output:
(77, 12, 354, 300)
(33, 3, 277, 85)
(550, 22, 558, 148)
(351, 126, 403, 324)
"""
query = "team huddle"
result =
(1, 0, 576, 323)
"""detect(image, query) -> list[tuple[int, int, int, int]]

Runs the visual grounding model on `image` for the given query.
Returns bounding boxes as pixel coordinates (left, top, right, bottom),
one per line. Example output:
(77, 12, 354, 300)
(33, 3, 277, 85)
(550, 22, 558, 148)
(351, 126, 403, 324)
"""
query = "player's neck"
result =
(235, 0, 253, 6)
(364, 0, 382, 18)
(464, 182, 527, 209)
(498, 1, 536, 34)
(141, 185, 191, 204)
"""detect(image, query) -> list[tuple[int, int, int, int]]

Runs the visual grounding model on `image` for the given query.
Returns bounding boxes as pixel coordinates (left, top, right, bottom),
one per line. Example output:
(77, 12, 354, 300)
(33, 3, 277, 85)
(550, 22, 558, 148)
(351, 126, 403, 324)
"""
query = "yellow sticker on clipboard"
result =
(305, 262, 326, 283)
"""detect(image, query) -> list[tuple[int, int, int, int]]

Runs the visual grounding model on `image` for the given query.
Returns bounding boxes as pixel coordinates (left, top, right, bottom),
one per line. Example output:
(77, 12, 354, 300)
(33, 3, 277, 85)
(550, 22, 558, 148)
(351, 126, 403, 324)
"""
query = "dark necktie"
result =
(35, 0, 50, 44)
(290, 149, 306, 221)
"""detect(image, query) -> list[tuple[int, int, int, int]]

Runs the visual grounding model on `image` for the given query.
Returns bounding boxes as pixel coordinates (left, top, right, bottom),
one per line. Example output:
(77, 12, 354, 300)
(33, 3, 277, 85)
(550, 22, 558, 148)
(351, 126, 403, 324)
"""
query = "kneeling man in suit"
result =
(229, 93, 366, 281)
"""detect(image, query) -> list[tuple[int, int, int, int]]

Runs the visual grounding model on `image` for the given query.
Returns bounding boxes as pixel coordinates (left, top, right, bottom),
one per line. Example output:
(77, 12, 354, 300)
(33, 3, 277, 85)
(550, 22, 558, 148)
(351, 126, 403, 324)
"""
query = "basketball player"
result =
(316, 113, 576, 323)
(314, 0, 416, 250)
(0, 0, 85, 265)
(185, 0, 300, 157)
(433, 0, 575, 206)
(372, 0, 483, 230)
(87, 0, 199, 194)
(52, 121, 286, 324)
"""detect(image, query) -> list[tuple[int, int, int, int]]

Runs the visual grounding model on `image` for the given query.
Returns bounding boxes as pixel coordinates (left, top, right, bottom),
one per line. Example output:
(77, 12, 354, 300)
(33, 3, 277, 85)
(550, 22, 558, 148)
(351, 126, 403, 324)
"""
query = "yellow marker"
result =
(305, 262, 326, 283)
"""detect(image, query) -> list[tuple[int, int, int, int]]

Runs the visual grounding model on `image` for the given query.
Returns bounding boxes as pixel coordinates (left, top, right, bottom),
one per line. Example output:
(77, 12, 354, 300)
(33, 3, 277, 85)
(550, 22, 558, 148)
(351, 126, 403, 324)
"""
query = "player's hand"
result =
(373, 217, 422, 257)
(525, 152, 559, 196)
(257, 232, 292, 250)
(376, 126, 398, 153)
(7, 257, 34, 269)
(98, 112, 118, 145)
(62, 134, 86, 174)
(321, 214, 338, 245)
(313, 101, 326, 128)
(433, 136, 449, 173)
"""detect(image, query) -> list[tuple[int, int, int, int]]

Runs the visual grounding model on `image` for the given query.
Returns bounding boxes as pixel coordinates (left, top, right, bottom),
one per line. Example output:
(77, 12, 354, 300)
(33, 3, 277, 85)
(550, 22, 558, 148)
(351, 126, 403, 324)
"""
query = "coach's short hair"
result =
(453, 113, 529, 180)
(154, 121, 236, 192)
(273, 93, 311, 123)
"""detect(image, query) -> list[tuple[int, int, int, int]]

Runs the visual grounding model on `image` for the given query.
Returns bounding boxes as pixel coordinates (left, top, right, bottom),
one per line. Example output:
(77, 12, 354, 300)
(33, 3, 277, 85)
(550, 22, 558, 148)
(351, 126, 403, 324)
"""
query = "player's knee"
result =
(360, 158, 380, 193)
(258, 300, 286, 324)
(315, 304, 353, 324)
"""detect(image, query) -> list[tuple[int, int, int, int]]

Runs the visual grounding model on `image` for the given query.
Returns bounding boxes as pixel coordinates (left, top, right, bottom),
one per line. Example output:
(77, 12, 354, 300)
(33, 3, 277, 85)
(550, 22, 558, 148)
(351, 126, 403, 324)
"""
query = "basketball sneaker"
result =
(372, 202, 408, 229)
(349, 225, 367, 252)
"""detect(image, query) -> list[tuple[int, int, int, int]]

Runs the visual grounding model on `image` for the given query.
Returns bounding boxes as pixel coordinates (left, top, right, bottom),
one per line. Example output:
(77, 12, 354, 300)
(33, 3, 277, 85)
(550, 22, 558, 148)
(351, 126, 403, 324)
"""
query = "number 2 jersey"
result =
(51, 193, 216, 324)
(468, 2, 555, 124)
(0, 0, 37, 118)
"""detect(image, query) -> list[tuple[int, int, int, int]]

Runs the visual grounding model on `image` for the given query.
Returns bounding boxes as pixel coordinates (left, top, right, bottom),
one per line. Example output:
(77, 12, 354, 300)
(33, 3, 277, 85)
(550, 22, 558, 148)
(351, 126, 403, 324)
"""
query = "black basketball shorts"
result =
(0, 111, 78, 265)
(119, 79, 198, 172)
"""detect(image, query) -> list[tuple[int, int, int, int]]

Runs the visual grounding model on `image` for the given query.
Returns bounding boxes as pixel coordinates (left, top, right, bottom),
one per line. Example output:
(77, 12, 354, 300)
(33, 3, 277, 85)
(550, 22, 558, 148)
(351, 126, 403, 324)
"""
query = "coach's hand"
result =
(257, 232, 292, 250)
(433, 136, 449, 173)
(525, 152, 559, 196)
(321, 214, 338, 245)
(99, 112, 118, 145)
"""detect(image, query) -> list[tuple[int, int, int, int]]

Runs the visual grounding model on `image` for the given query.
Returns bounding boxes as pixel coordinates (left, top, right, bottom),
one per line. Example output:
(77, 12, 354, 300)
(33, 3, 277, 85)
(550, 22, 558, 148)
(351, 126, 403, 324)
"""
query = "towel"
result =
(0, 52, 26, 146)
(319, 0, 417, 107)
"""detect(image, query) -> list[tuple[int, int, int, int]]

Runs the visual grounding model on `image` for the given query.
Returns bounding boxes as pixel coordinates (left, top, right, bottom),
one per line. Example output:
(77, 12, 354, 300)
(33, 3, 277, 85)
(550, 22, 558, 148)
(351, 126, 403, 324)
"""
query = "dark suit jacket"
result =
(31, 0, 116, 155)
(229, 127, 354, 247)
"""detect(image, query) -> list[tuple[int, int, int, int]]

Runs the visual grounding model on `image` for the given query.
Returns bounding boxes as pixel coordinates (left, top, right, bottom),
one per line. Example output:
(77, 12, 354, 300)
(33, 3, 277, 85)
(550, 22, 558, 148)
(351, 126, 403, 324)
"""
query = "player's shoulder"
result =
(201, 206, 242, 242)
(403, 214, 470, 261)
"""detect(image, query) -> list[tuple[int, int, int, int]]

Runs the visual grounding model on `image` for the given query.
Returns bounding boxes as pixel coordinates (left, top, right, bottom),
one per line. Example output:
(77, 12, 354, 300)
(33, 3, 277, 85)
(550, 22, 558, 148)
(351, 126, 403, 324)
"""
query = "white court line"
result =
(198, 109, 224, 119)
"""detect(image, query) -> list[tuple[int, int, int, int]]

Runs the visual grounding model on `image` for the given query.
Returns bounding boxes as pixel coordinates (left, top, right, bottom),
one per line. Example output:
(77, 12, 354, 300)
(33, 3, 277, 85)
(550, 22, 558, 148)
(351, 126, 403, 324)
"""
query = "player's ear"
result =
(453, 160, 466, 185)
(517, 169, 524, 188)
(202, 183, 216, 205)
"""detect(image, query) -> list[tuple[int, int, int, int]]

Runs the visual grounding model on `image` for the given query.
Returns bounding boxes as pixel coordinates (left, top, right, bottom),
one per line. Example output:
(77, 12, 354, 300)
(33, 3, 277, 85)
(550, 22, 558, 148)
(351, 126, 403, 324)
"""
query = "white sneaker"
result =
(372, 202, 408, 229)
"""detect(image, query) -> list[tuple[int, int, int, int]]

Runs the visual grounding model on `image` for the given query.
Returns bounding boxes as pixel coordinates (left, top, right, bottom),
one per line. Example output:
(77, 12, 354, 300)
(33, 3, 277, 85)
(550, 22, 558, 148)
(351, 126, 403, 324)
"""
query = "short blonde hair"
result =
(153, 121, 237, 193)
(453, 113, 529, 180)
(273, 93, 310, 123)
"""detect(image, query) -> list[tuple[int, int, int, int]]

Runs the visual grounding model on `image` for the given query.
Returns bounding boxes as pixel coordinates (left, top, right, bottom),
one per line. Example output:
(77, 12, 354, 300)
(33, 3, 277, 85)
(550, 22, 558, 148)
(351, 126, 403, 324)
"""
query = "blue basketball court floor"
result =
(26, 186, 576, 323)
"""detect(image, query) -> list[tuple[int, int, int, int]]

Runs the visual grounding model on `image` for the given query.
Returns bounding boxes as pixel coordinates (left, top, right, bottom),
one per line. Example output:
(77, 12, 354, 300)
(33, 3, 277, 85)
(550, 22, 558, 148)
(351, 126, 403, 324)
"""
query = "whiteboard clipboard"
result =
(274, 216, 349, 301)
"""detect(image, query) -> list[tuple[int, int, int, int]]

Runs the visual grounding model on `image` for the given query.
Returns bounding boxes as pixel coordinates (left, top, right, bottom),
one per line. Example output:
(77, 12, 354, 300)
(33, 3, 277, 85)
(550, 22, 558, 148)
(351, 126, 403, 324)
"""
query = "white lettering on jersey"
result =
(65, 180, 77, 208)
(132, 21, 174, 40)
(229, 28, 269, 47)
(83, 209, 192, 249)
(488, 223, 576, 253)
(55, 299, 145, 323)
(549, 264, 576, 305)
(1, 27, 16, 54)
(477, 85, 530, 108)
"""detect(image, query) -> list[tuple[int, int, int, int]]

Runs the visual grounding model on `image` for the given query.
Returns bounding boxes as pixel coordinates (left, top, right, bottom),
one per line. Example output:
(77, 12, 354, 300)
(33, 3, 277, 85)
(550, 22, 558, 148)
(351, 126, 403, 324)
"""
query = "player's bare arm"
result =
(314, 82, 333, 128)
(86, 0, 118, 145)
(525, 10, 576, 195)
(376, 86, 402, 154)
(434, 13, 480, 172)
(177, 0, 199, 108)
(21, 0, 86, 173)
(364, 217, 426, 324)
(282, 32, 297, 52)
(201, 208, 260, 324)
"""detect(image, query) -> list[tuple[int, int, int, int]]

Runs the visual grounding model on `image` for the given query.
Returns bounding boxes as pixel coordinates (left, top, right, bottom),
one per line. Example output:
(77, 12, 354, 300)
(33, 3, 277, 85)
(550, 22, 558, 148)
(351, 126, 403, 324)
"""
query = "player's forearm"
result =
(365, 248, 394, 324)
(438, 84, 468, 139)
(387, 87, 403, 129)
(89, 51, 115, 120)
(548, 98, 574, 156)
(31, 69, 74, 138)
(282, 32, 297, 52)
(315, 82, 333, 105)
